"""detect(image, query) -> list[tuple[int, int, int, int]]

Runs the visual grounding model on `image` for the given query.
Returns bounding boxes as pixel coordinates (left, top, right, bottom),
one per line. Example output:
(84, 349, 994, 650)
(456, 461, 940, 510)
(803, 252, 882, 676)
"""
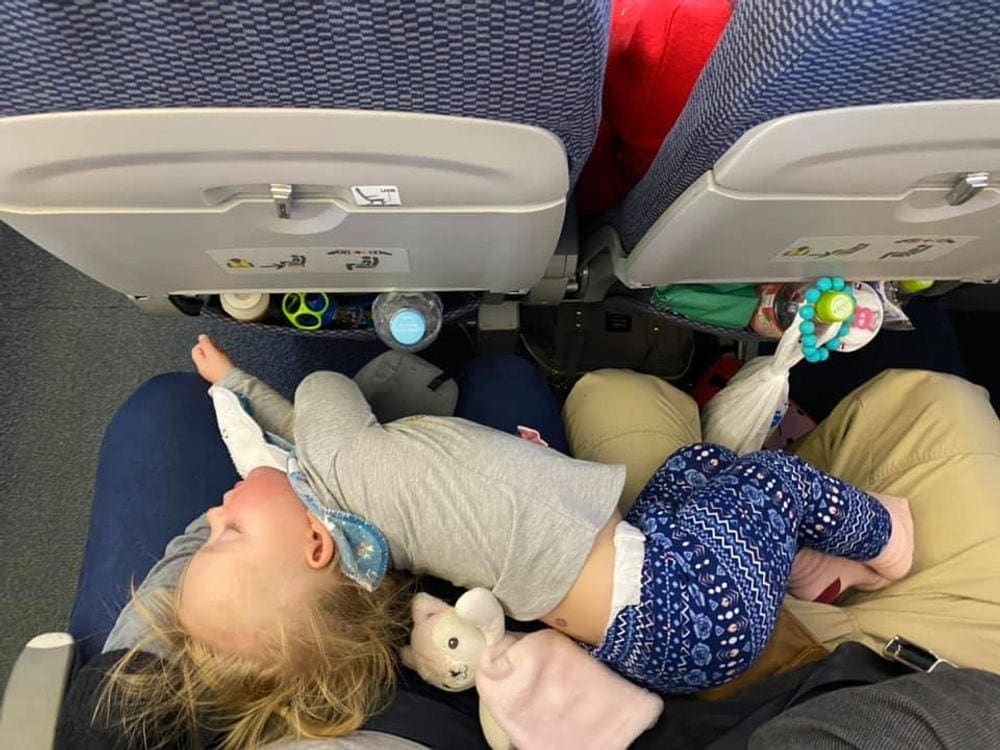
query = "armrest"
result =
(0, 633, 75, 750)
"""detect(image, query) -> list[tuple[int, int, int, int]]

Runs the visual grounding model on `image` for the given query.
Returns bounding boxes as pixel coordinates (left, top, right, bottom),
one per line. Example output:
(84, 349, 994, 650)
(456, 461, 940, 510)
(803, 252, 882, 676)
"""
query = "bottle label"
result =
(750, 283, 787, 338)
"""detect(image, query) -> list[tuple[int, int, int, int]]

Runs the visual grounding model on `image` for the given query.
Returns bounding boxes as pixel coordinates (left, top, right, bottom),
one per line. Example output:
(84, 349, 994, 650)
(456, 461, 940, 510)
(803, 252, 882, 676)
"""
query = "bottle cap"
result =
(814, 291, 856, 324)
(898, 279, 934, 294)
(221, 292, 270, 321)
(390, 308, 426, 345)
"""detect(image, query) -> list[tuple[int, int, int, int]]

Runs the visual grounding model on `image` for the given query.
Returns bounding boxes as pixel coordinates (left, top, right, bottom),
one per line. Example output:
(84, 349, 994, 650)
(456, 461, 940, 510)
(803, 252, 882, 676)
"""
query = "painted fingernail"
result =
(816, 579, 842, 604)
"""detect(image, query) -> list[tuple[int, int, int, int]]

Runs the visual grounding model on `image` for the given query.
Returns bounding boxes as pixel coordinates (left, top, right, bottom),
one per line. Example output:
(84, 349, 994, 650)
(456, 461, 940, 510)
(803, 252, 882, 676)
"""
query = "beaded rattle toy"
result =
(797, 276, 857, 363)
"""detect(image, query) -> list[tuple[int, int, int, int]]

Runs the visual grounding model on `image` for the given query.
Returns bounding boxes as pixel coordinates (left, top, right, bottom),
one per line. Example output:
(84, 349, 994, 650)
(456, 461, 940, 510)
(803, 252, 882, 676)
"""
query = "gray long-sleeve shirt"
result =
(246, 367, 625, 620)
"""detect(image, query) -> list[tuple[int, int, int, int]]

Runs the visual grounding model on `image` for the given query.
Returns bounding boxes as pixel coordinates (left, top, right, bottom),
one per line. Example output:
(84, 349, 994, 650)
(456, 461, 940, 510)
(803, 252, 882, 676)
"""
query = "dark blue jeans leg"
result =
(68, 373, 238, 664)
(455, 354, 568, 454)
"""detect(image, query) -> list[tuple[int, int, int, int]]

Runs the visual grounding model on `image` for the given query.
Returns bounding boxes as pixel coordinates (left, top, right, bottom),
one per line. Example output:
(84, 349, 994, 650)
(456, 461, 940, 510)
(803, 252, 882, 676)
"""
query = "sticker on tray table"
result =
(350, 185, 402, 206)
(774, 235, 977, 263)
(209, 247, 410, 274)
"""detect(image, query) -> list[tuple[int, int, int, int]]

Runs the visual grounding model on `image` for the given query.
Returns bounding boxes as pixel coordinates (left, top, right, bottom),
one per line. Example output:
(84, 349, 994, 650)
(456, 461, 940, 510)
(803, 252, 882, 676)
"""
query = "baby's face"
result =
(179, 467, 335, 654)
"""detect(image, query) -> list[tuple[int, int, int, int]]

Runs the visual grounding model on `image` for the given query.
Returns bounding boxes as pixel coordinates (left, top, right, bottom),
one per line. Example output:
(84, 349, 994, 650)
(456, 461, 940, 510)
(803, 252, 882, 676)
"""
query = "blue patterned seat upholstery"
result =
(0, 0, 610, 182)
(617, 0, 1000, 250)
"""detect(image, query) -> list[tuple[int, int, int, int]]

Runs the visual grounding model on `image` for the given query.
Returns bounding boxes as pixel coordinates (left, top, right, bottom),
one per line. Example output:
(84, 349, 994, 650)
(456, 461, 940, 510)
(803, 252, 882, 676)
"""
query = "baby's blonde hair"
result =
(98, 571, 412, 749)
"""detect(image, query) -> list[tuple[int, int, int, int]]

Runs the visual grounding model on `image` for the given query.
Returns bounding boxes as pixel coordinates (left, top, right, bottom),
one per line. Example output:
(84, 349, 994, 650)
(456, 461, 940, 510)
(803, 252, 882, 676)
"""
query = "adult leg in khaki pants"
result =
(786, 369, 1000, 671)
(564, 368, 1000, 679)
(563, 369, 701, 515)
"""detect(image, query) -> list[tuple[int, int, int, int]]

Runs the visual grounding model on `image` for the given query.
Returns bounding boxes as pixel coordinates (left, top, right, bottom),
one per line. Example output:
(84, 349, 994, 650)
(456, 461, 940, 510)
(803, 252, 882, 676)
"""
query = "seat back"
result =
(0, 1, 610, 298)
(1, 1, 608, 181)
(611, 0, 1000, 286)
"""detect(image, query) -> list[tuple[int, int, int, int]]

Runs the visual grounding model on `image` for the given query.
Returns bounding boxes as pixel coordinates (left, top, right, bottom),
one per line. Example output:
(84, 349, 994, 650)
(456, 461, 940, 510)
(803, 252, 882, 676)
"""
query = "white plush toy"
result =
(401, 588, 664, 750)
(401, 588, 512, 750)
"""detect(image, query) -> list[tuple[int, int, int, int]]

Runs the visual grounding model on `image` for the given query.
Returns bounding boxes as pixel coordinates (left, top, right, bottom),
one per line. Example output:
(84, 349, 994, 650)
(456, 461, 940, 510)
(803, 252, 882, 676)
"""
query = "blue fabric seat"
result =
(0, 0, 610, 182)
(616, 0, 1000, 250)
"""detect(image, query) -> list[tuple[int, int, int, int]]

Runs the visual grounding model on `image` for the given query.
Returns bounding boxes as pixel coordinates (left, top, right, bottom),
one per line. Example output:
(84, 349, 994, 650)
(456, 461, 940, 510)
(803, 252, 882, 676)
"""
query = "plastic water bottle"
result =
(887, 279, 934, 304)
(872, 280, 932, 331)
(372, 292, 443, 352)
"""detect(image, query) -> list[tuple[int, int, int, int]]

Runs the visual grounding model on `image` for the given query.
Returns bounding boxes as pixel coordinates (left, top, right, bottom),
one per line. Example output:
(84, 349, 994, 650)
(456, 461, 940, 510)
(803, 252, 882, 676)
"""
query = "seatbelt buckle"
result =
(883, 635, 955, 673)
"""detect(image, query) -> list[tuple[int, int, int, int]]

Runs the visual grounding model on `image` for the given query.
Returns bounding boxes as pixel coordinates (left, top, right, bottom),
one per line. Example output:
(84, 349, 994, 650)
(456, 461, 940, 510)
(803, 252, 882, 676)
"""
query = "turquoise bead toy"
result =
(796, 277, 856, 362)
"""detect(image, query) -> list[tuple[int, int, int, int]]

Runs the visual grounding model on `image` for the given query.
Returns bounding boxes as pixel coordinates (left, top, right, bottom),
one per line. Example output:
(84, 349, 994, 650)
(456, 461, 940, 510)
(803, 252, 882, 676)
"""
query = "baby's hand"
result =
(191, 334, 235, 384)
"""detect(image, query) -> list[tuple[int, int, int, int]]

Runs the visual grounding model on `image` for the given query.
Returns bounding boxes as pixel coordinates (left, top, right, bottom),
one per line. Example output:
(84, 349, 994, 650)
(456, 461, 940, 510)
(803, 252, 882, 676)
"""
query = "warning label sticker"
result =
(209, 247, 410, 274)
(324, 247, 410, 273)
(350, 185, 402, 206)
(774, 235, 977, 263)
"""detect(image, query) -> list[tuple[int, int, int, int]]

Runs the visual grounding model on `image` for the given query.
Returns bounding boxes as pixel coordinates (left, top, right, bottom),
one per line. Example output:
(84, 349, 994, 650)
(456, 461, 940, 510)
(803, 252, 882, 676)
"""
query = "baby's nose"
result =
(222, 481, 244, 506)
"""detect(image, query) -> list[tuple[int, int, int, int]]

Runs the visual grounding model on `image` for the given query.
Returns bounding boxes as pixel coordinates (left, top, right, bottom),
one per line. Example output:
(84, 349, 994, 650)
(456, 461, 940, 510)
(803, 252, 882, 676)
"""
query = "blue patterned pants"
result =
(591, 444, 891, 693)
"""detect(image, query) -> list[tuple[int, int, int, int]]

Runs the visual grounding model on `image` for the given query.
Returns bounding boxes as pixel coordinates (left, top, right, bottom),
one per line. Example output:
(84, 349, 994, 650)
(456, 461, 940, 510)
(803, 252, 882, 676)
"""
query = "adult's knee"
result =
(564, 370, 701, 512)
(108, 372, 208, 430)
(859, 369, 989, 418)
(564, 369, 698, 438)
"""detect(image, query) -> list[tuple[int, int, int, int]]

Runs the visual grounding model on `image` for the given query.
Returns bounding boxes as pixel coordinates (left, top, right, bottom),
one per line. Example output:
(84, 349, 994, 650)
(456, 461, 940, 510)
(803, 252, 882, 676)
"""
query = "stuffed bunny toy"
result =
(401, 588, 664, 750)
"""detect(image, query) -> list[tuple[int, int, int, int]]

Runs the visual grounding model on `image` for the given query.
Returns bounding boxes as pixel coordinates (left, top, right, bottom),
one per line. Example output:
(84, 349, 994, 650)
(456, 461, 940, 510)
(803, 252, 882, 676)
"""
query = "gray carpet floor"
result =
(0, 222, 386, 687)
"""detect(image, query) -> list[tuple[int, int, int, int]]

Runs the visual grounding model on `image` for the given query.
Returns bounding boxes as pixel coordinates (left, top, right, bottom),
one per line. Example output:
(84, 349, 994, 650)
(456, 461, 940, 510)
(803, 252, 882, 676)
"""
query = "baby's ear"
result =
(411, 592, 449, 621)
(305, 517, 336, 570)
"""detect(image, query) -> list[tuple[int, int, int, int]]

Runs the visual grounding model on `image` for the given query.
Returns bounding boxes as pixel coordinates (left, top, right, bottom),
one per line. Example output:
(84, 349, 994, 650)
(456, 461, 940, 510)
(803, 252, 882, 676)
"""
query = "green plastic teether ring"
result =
(282, 292, 326, 331)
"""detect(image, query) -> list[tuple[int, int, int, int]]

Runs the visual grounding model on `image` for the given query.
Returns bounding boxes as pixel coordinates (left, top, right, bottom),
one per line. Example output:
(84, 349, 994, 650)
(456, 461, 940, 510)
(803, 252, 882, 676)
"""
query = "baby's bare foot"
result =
(789, 494, 914, 603)
(788, 548, 889, 603)
(867, 493, 914, 582)
(191, 334, 235, 384)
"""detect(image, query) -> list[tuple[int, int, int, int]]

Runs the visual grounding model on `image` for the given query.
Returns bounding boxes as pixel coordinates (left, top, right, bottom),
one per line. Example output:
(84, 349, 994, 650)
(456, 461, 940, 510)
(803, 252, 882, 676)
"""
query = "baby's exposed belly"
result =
(541, 509, 621, 646)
